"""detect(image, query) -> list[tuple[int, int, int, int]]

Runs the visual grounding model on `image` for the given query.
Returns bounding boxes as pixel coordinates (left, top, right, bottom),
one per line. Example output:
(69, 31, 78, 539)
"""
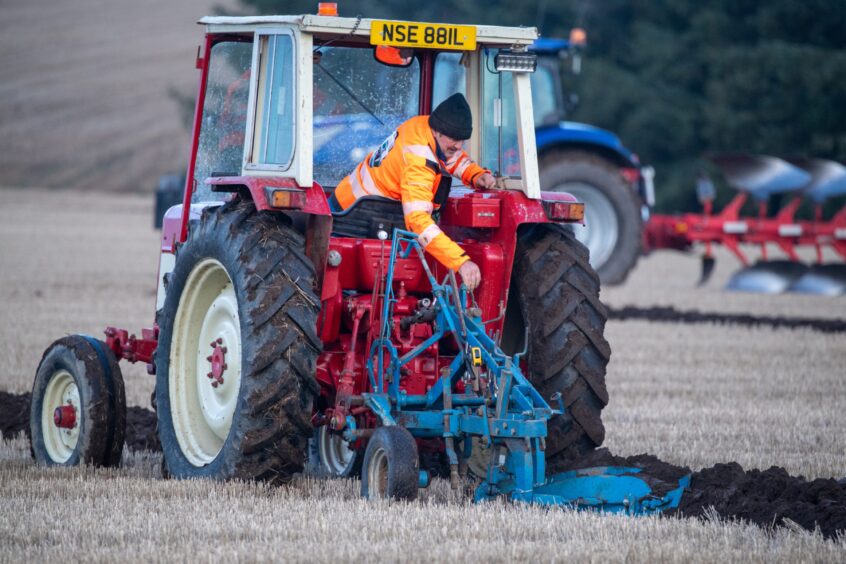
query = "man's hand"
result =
(458, 260, 481, 291)
(474, 173, 496, 190)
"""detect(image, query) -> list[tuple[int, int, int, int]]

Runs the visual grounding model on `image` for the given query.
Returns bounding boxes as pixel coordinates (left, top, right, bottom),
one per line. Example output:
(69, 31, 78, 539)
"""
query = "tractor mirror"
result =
(374, 45, 414, 67)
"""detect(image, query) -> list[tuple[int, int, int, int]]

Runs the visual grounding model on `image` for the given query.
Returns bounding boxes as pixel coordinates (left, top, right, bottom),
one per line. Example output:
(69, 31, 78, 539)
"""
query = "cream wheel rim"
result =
(42, 369, 80, 463)
(318, 426, 356, 476)
(170, 258, 242, 467)
(366, 446, 390, 498)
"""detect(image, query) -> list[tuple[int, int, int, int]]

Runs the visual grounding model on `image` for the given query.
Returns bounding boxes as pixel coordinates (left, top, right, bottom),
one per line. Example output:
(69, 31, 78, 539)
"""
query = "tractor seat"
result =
(331, 195, 406, 239)
(710, 154, 811, 200)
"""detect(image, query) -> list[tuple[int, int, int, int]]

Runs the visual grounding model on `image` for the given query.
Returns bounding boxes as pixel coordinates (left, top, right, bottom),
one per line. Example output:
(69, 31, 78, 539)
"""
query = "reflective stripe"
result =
(350, 163, 383, 199)
(349, 167, 370, 199)
(418, 224, 443, 247)
(453, 158, 472, 179)
(445, 153, 461, 171)
(404, 144, 437, 161)
(402, 201, 434, 215)
(359, 163, 382, 195)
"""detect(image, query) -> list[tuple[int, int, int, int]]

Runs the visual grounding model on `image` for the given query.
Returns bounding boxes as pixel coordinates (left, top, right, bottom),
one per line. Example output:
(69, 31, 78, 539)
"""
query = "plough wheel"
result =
(511, 225, 610, 470)
(30, 335, 126, 467)
(155, 200, 321, 482)
(361, 426, 419, 501)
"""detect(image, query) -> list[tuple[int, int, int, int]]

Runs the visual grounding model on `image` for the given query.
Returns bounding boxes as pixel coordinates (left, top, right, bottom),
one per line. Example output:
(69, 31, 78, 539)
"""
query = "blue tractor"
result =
(529, 34, 653, 285)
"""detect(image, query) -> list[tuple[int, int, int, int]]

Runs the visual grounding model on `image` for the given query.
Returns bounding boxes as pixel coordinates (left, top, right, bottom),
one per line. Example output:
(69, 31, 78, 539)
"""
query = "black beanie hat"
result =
(429, 93, 473, 140)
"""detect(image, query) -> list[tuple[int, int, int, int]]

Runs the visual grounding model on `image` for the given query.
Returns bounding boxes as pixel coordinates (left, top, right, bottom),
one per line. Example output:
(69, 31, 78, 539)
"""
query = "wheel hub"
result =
(206, 338, 228, 387)
(53, 404, 77, 429)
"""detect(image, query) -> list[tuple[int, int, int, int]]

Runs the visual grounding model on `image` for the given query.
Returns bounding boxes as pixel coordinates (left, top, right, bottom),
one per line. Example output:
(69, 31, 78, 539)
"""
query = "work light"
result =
(493, 50, 537, 73)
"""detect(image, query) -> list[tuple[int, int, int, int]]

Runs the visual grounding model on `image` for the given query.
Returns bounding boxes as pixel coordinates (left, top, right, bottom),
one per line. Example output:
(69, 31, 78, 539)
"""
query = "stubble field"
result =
(1, 187, 844, 561)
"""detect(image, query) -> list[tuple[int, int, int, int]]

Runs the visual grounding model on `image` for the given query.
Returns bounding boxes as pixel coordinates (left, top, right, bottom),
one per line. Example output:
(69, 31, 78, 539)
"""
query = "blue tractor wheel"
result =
(540, 150, 643, 285)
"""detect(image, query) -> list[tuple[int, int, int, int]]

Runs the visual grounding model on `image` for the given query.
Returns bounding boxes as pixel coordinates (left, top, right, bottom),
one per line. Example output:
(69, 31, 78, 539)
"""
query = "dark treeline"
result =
(231, 0, 846, 212)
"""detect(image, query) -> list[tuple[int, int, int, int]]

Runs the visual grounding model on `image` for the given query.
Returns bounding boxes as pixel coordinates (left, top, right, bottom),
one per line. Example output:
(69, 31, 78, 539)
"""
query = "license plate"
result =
(370, 20, 476, 51)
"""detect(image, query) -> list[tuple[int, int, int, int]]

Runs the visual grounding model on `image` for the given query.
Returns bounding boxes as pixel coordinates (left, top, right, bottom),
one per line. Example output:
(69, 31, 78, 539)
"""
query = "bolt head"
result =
(327, 249, 342, 267)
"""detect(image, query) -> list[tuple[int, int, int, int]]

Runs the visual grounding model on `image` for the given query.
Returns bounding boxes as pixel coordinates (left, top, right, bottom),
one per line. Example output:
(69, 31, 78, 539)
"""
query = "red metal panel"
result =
(440, 193, 501, 228)
(205, 176, 331, 215)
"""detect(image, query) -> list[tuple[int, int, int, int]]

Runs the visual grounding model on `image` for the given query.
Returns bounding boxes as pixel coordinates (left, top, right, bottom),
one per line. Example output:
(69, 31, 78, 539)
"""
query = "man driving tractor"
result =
(330, 93, 496, 291)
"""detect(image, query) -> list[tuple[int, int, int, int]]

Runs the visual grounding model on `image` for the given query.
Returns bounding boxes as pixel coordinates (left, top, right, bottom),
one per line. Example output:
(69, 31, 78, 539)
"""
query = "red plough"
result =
(645, 154, 846, 294)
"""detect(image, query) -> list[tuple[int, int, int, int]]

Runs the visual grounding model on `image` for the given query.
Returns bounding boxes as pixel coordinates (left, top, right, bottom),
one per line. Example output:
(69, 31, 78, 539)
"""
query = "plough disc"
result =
(725, 260, 808, 294)
(788, 263, 846, 296)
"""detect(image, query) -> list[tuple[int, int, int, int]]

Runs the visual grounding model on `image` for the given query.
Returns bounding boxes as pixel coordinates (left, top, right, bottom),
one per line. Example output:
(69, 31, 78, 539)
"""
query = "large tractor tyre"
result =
(540, 150, 643, 286)
(511, 225, 611, 471)
(31, 335, 126, 467)
(361, 426, 419, 501)
(155, 200, 321, 482)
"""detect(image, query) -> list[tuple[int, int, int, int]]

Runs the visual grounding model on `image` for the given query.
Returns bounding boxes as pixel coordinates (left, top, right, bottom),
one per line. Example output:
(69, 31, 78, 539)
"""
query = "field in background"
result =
(1, 188, 844, 559)
(0, 0, 232, 192)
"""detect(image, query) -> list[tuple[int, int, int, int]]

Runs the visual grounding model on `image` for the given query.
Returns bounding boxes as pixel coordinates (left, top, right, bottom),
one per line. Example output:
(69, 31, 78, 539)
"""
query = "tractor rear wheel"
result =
(510, 224, 610, 470)
(30, 335, 126, 467)
(155, 200, 321, 482)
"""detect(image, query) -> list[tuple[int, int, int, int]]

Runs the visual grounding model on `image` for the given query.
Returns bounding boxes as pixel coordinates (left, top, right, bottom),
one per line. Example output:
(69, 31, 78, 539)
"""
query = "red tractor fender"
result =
(204, 176, 332, 215)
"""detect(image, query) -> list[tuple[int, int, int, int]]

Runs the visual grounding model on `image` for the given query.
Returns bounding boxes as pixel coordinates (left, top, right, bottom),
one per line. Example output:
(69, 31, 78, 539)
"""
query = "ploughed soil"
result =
(564, 448, 846, 539)
(608, 306, 846, 334)
(2, 392, 844, 539)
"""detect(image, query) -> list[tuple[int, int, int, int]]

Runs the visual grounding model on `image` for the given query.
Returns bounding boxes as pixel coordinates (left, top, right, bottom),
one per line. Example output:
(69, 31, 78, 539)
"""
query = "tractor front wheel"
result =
(155, 200, 321, 482)
(313, 426, 363, 477)
(30, 335, 126, 467)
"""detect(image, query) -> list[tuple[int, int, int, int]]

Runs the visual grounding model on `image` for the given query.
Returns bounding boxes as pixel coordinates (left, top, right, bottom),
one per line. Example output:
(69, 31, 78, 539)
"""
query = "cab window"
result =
(312, 46, 420, 187)
(193, 40, 252, 203)
(250, 33, 296, 169)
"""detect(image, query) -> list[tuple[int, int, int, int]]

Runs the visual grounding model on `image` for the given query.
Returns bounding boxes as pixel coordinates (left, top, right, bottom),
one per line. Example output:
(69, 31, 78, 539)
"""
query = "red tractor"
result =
(30, 11, 615, 500)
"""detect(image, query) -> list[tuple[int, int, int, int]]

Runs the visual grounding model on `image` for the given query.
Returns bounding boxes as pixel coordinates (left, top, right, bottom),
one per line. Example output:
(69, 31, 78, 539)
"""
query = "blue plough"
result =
(345, 229, 688, 514)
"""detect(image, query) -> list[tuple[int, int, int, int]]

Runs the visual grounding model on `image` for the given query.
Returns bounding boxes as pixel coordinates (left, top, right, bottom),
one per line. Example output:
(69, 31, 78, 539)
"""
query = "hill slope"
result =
(0, 0, 231, 192)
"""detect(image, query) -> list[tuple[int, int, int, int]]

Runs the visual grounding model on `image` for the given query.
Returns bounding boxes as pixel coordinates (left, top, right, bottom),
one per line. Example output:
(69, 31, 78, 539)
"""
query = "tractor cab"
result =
(189, 12, 542, 206)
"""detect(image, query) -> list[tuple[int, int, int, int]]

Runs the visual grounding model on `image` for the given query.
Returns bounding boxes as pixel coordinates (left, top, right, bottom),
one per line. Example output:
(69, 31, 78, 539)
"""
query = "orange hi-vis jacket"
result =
(333, 115, 489, 271)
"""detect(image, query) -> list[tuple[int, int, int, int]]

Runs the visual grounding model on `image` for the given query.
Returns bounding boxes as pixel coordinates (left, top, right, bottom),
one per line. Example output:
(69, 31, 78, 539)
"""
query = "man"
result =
(330, 93, 496, 291)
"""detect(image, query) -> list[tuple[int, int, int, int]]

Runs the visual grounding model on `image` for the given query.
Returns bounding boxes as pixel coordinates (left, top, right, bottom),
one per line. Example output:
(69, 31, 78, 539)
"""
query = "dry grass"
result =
(1, 437, 843, 563)
(603, 321, 846, 479)
(1, 187, 845, 561)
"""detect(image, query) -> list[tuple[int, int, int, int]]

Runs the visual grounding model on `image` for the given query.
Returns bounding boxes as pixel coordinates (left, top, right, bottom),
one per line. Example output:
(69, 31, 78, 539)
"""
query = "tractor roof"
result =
(199, 15, 538, 47)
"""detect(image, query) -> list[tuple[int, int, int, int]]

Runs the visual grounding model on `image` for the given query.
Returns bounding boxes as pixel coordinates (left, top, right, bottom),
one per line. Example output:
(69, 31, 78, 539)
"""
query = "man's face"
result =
(433, 131, 466, 160)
